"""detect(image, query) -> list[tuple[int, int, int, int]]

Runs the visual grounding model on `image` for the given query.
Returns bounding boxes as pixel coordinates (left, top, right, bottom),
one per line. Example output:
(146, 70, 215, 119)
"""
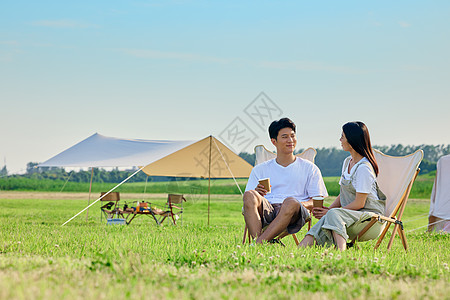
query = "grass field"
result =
(0, 192, 448, 299)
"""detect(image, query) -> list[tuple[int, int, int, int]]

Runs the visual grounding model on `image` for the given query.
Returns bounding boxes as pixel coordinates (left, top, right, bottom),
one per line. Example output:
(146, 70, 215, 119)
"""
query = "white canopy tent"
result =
(39, 133, 195, 168)
(429, 154, 450, 233)
(38, 133, 252, 225)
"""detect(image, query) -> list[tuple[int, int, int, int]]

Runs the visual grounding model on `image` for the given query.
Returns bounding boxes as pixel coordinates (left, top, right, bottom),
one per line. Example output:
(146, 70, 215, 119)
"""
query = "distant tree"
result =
(239, 152, 256, 166)
(26, 162, 39, 174)
(0, 165, 7, 176)
(418, 159, 437, 174)
(374, 144, 450, 163)
(17, 144, 449, 182)
(315, 147, 348, 177)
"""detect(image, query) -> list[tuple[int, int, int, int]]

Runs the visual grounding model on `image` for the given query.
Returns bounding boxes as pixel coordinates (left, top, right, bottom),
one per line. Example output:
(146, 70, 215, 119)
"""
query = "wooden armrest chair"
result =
(159, 194, 186, 225)
(100, 192, 120, 220)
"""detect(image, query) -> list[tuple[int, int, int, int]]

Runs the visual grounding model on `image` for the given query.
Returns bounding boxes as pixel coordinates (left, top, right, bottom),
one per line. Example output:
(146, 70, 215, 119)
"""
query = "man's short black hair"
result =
(268, 117, 296, 140)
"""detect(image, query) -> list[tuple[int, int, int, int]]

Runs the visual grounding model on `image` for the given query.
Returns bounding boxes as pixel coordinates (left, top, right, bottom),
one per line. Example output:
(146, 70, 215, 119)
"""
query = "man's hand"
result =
(255, 183, 269, 196)
(312, 207, 329, 219)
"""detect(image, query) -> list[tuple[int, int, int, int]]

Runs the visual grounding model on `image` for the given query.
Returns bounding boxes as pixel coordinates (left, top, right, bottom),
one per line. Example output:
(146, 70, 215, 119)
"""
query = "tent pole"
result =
(143, 174, 149, 201)
(86, 167, 94, 222)
(208, 135, 212, 226)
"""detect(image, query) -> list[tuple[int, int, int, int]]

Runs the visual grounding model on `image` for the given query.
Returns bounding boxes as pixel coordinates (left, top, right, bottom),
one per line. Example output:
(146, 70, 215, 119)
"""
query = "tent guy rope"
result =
(61, 166, 145, 226)
(406, 218, 447, 233)
(59, 170, 74, 193)
(401, 213, 428, 223)
(212, 137, 244, 196)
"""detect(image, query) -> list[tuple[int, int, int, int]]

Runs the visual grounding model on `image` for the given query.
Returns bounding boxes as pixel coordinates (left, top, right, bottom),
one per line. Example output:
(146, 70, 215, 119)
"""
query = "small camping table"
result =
(119, 208, 162, 225)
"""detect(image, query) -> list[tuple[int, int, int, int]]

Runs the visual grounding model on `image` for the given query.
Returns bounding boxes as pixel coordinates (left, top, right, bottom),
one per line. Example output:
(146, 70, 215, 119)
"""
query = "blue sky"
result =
(1, 1, 449, 173)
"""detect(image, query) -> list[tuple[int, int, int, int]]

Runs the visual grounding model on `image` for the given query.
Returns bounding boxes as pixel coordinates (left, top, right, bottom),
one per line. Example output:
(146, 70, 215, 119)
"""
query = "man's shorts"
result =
(261, 197, 310, 234)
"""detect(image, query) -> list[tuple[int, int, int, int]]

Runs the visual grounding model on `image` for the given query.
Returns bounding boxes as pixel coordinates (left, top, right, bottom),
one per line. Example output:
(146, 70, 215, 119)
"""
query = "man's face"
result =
(271, 127, 297, 154)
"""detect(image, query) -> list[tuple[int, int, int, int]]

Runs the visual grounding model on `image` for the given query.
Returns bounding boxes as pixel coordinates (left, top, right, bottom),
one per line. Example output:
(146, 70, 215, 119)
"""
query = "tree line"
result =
(1, 144, 448, 182)
(239, 144, 448, 176)
(311, 144, 443, 176)
(240, 144, 450, 176)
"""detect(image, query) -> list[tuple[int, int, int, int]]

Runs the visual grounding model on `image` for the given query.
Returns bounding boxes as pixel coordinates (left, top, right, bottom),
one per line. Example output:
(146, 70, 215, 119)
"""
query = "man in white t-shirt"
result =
(243, 118, 328, 244)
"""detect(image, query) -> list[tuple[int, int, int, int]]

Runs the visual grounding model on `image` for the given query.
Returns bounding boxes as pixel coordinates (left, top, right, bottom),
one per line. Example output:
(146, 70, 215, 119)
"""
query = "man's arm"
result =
(245, 168, 259, 193)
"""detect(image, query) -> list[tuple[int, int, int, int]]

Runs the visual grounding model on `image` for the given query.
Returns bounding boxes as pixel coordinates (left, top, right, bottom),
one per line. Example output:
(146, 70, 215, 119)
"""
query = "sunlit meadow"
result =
(0, 191, 448, 299)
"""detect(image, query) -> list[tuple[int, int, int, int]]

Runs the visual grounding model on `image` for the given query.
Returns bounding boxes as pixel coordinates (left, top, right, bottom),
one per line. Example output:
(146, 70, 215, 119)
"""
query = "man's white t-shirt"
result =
(339, 156, 378, 198)
(245, 157, 328, 204)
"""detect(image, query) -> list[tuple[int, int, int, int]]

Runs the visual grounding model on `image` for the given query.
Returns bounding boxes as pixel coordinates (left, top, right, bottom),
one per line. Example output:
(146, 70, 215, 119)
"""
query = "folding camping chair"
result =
(349, 149, 423, 251)
(242, 146, 316, 245)
(100, 192, 121, 220)
(428, 155, 450, 233)
(159, 194, 186, 225)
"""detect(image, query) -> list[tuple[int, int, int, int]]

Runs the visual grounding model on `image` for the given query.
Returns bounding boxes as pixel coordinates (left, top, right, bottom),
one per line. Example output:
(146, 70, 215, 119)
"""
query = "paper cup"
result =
(258, 178, 271, 193)
(312, 196, 324, 208)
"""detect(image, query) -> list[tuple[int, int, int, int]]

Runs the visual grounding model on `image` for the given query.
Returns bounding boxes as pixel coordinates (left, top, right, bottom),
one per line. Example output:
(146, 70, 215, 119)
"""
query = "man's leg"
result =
(256, 197, 300, 244)
(243, 190, 264, 239)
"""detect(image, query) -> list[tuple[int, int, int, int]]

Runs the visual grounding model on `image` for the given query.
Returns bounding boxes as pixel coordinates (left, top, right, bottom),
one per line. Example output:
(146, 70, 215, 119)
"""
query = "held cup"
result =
(258, 178, 271, 193)
(312, 196, 324, 208)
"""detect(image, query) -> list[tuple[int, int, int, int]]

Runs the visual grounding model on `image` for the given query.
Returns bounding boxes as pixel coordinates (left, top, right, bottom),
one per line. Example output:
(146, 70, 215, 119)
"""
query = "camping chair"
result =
(428, 155, 450, 233)
(159, 194, 186, 225)
(349, 149, 423, 251)
(100, 192, 121, 220)
(242, 146, 316, 245)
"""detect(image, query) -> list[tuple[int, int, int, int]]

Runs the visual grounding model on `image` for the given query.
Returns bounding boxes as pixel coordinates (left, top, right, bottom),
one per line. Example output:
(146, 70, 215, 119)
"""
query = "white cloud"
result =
(133, 0, 195, 8)
(118, 48, 361, 74)
(372, 21, 383, 27)
(0, 42, 21, 62)
(118, 48, 231, 64)
(0, 41, 19, 46)
(256, 60, 362, 74)
(0, 54, 12, 62)
(31, 20, 99, 29)
(398, 21, 412, 28)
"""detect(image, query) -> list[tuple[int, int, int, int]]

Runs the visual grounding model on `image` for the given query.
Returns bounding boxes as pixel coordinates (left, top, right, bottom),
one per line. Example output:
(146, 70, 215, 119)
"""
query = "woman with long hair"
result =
(299, 121, 386, 250)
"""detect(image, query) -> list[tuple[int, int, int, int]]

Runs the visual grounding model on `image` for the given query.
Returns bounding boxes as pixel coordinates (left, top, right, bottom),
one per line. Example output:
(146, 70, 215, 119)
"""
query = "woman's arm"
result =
(342, 192, 368, 210)
(312, 195, 342, 219)
(329, 195, 341, 209)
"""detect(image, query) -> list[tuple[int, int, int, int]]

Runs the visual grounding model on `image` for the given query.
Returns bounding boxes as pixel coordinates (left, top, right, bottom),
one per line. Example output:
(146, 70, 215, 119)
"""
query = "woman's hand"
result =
(312, 206, 329, 219)
(255, 183, 269, 196)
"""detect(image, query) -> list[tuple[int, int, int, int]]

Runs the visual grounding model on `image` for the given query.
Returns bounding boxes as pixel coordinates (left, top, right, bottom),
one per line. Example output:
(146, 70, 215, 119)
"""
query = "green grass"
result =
(0, 194, 448, 299)
(0, 175, 435, 199)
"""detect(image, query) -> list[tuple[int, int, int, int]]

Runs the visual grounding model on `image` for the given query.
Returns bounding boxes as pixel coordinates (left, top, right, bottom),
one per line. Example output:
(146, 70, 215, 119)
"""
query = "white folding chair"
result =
(350, 149, 423, 251)
(428, 155, 450, 233)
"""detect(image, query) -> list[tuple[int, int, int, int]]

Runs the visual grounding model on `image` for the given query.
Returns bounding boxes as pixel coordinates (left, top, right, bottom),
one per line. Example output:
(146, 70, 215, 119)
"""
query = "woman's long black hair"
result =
(342, 121, 379, 176)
